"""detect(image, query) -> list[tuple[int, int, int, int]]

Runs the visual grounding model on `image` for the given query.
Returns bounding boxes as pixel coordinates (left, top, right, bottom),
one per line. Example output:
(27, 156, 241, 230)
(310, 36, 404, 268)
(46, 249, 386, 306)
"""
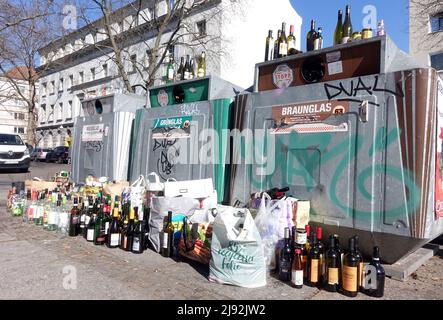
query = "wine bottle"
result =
(363, 246, 385, 298)
(94, 204, 106, 246)
(334, 234, 344, 287)
(287, 25, 297, 55)
(279, 227, 293, 281)
(132, 207, 145, 254)
(334, 10, 343, 45)
(166, 56, 175, 83)
(306, 20, 317, 51)
(274, 30, 281, 59)
(189, 58, 196, 79)
(316, 227, 326, 287)
(161, 211, 175, 257)
(307, 232, 319, 287)
(119, 219, 129, 250)
(291, 226, 297, 255)
(86, 210, 97, 242)
(264, 30, 274, 62)
(314, 27, 323, 50)
(197, 52, 206, 78)
(68, 197, 80, 237)
(353, 235, 364, 291)
(177, 57, 185, 81)
(342, 5, 353, 44)
(325, 235, 340, 292)
(107, 207, 121, 248)
(184, 55, 191, 80)
(291, 249, 304, 289)
(342, 237, 359, 297)
(278, 22, 288, 58)
(83, 197, 94, 239)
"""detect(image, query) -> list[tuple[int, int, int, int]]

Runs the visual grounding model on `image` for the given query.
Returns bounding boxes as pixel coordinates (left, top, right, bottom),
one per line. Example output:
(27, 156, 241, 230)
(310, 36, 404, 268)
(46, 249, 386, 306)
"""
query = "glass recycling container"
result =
(229, 36, 443, 263)
(71, 93, 146, 183)
(130, 76, 243, 204)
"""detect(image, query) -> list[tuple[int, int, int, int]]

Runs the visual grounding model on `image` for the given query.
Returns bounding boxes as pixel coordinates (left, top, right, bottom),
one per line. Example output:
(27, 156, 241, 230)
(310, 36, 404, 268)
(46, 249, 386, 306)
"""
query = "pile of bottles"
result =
(10, 187, 151, 255)
(278, 225, 385, 298)
(164, 51, 207, 83)
(264, 22, 301, 62)
(265, 4, 387, 61)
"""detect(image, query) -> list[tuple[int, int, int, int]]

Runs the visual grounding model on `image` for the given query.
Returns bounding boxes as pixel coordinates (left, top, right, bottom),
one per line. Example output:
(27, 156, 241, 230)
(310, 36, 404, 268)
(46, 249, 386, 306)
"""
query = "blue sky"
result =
(290, 0, 409, 52)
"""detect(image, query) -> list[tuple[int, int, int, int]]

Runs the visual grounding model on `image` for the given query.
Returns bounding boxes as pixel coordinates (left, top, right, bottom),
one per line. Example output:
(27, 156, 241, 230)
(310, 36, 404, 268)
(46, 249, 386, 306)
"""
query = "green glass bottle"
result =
(341, 5, 353, 44)
(334, 10, 343, 45)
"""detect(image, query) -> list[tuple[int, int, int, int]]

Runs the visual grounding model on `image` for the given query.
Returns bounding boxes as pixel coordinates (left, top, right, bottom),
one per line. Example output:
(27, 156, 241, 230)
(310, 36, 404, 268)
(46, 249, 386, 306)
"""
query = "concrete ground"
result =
(0, 162, 442, 300)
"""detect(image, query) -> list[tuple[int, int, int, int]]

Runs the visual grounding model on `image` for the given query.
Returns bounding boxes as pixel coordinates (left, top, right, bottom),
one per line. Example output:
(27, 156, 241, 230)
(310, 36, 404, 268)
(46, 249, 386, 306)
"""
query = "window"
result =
(49, 105, 54, 122)
(14, 113, 25, 120)
(430, 13, 443, 33)
(196, 20, 207, 37)
(431, 52, 443, 71)
(57, 103, 63, 122)
(91, 32, 97, 43)
(69, 75, 73, 87)
(90, 68, 96, 81)
(67, 101, 73, 119)
(103, 64, 108, 77)
(50, 81, 55, 95)
(14, 127, 25, 134)
(130, 54, 137, 72)
(59, 78, 64, 91)
(40, 104, 46, 123)
(118, 21, 124, 33)
(132, 14, 139, 27)
(79, 71, 84, 84)
(42, 83, 47, 96)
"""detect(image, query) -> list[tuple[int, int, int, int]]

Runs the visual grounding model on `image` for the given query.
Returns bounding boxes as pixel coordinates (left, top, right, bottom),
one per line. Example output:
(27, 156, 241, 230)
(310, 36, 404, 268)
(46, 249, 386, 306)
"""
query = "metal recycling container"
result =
(130, 76, 243, 203)
(229, 35, 443, 263)
(71, 93, 146, 183)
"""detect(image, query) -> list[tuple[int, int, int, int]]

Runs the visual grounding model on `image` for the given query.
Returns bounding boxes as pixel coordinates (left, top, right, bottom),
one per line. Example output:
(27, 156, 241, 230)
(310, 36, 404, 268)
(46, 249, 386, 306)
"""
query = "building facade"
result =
(36, 0, 301, 148)
(0, 67, 36, 144)
(410, 0, 443, 77)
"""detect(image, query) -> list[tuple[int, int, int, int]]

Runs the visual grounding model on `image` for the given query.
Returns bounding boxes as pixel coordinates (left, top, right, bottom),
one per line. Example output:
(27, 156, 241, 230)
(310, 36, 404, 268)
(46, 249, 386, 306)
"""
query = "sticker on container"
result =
(82, 124, 104, 142)
(157, 90, 169, 107)
(152, 116, 192, 140)
(326, 51, 342, 63)
(271, 100, 349, 126)
(328, 61, 343, 76)
(272, 64, 294, 89)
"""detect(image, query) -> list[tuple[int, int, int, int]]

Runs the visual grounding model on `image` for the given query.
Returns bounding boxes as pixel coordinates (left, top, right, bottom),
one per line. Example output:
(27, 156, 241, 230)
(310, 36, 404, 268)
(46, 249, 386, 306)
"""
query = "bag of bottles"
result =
(254, 193, 279, 270)
(148, 196, 201, 252)
(209, 206, 266, 288)
(179, 216, 213, 265)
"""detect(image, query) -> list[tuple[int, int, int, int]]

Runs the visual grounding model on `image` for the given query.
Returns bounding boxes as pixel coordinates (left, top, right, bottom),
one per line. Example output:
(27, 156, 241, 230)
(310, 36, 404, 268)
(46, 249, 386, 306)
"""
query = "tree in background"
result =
(0, 0, 68, 146)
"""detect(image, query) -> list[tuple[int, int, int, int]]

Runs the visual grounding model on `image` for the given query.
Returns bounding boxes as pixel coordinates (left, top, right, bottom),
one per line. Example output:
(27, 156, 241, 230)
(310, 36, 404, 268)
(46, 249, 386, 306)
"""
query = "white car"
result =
(0, 133, 31, 172)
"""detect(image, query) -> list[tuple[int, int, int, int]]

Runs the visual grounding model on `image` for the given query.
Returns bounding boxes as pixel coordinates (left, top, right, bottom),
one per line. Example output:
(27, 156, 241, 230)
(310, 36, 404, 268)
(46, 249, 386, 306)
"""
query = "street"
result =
(0, 163, 442, 300)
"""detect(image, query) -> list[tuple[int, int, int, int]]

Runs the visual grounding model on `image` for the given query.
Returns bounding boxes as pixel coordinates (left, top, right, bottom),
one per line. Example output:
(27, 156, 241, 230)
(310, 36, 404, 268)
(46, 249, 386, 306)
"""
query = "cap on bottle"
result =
(295, 249, 301, 254)
(316, 227, 322, 240)
(305, 225, 311, 236)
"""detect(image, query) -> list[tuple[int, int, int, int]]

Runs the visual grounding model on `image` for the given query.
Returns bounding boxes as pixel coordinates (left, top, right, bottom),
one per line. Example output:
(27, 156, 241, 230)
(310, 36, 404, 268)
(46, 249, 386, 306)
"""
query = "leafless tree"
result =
(0, 0, 68, 146)
(73, 0, 244, 92)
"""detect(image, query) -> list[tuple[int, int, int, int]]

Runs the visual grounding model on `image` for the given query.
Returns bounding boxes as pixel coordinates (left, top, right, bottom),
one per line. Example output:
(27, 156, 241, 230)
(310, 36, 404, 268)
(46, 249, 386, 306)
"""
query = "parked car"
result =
(30, 147, 53, 161)
(0, 133, 31, 172)
(45, 146, 70, 164)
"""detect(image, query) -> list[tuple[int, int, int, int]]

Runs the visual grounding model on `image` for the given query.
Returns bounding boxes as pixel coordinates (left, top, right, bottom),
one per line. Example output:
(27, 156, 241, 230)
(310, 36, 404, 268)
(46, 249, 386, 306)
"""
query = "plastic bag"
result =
(209, 206, 266, 288)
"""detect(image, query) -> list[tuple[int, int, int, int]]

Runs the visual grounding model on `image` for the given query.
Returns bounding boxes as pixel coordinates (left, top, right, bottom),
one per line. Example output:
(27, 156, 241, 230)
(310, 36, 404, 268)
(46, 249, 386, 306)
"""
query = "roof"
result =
(3, 66, 38, 80)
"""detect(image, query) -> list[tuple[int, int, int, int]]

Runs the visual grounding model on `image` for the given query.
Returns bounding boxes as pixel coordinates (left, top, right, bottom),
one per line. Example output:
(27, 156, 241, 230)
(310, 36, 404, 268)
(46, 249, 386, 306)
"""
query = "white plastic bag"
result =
(254, 193, 279, 270)
(128, 175, 147, 209)
(209, 206, 266, 288)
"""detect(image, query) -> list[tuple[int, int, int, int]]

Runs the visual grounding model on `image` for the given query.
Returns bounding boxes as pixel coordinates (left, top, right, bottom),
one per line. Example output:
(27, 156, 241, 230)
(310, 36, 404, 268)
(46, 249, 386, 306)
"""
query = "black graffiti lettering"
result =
(85, 141, 103, 152)
(324, 76, 405, 107)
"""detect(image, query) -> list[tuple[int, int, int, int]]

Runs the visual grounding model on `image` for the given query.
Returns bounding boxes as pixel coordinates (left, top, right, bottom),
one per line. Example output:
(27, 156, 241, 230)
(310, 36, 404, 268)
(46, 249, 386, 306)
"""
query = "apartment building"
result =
(410, 0, 443, 77)
(0, 67, 37, 144)
(36, 0, 302, 148)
